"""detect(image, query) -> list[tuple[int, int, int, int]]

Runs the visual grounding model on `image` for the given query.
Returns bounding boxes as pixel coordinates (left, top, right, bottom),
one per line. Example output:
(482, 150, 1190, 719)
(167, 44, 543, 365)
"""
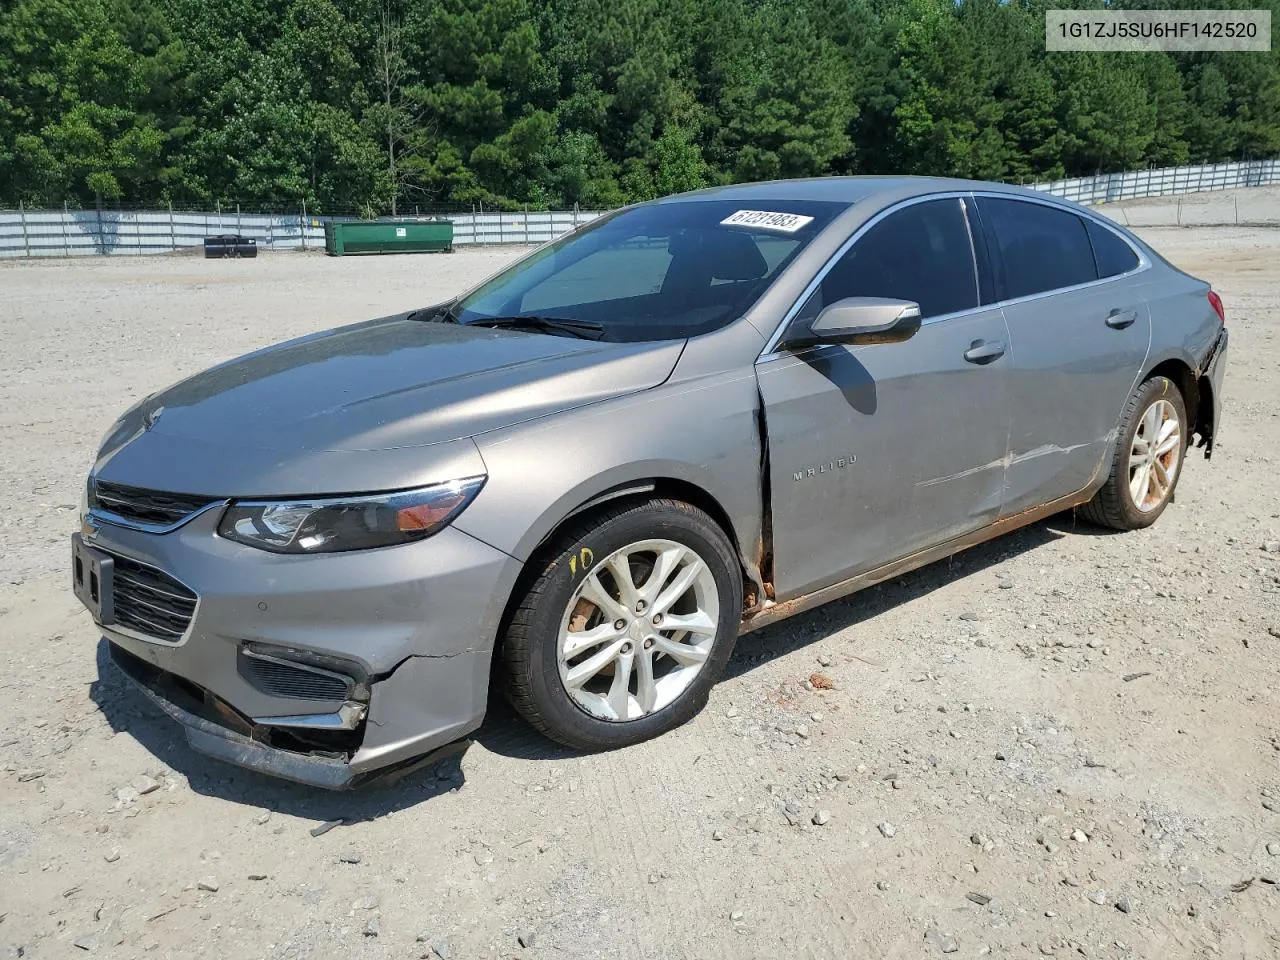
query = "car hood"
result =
(94, 315, 684, 496)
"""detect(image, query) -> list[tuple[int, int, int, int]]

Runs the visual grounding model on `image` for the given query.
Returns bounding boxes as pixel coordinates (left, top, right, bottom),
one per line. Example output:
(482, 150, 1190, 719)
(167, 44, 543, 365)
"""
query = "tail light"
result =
(1207, 290, 1225, 324)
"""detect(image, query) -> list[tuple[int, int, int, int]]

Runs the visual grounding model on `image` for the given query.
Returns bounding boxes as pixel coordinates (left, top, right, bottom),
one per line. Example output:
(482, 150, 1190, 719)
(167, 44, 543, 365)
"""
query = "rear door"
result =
(756, 197, 1013, 601)
(972, 196, 1151, 515)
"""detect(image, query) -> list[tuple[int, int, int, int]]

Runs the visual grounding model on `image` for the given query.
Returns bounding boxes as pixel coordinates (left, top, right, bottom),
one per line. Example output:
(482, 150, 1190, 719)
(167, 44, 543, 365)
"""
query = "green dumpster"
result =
(324, 219, 454, 256)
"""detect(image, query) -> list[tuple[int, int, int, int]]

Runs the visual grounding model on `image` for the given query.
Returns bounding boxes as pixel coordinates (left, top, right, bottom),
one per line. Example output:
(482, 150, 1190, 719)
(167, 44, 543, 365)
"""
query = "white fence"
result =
(2, 156, 1278, 259)
(1030, 158, 1280, 205)
(0, 207, 606, 259)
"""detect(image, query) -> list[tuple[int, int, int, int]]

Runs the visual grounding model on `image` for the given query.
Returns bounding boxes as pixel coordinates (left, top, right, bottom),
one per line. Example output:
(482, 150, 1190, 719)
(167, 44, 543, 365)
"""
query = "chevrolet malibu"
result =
(73, 177, 1228, 788)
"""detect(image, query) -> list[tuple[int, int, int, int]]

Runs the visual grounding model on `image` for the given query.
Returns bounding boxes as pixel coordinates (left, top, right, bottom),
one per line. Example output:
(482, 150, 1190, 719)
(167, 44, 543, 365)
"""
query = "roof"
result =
(656, 175, 1048, 207)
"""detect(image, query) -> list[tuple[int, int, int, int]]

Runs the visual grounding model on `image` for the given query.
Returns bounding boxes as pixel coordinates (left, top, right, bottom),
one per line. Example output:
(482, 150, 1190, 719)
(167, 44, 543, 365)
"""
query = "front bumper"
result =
(78, 508, 522, 788)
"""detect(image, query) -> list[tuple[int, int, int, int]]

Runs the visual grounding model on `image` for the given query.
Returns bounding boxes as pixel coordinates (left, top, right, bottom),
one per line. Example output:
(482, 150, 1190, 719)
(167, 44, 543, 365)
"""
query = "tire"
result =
(502, 498, 742, 751)
(1078, 375, 1188, 531)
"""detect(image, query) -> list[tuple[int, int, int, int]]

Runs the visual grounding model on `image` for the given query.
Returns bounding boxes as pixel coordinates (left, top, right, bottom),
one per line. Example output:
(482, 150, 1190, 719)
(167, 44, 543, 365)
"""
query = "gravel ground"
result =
(1, 228, 1278, 960)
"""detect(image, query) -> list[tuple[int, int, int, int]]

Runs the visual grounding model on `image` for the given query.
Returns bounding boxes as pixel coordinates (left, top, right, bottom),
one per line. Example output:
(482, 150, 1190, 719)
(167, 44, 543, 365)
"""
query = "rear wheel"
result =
(502, 499, 741, 751)
(1079, 375, 1187, 530)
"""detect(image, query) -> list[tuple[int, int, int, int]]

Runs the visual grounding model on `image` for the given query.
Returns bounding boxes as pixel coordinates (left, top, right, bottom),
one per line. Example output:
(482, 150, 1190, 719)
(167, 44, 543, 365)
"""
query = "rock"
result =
(998, 580, 1015, 590)
(309, 818, 343, 837)
(131, 775, 160, 795)
(73, 934, 98, 951)
(247, 873, 268, 881)
(878, 821, 897, 838)
(363, 916, 380, 937)
(966, 892, 992, 906)
(197, 877, 219, 892)
(338, 852, 362, 864)
(994, 750, 1007, 761)
(253, 811, 271, 825)
(712, 829, 725, 841)
(876, 880, 889, 891)
(353, 895, 379, 910)
(1070, 829, 1088, 842)
(432, 939, 452, 959)
(810, 712, 824, 723)
(958, 612, 981, 622)
(794, 724, 809, 739)
(16, 769, 45, 783)
(725, 706, 739, 719)
(1262, 540, 1280, 553)
(114, 786, 139, 805)
(729, 910, 744, 922)
(1266, 841, 1280, 856)
(813, 809, 831, 826)
(519, 930, 537, 948)
(1116, 897, 1132, 914)
(1089, 890, 1107, 905)
(817, 654, 833, 667)
(1269, 626, 1280, 640)
(104, 849, 120, 863)
(925, 926, 960, 954)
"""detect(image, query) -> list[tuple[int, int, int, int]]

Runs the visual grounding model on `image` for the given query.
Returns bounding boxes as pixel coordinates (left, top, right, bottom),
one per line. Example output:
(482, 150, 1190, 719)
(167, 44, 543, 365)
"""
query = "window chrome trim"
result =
(757, 189, 1151, 362)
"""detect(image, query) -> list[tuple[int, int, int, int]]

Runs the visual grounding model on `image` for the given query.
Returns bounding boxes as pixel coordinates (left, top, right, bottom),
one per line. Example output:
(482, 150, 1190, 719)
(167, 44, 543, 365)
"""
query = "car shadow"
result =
(90, 510, 1104, 805)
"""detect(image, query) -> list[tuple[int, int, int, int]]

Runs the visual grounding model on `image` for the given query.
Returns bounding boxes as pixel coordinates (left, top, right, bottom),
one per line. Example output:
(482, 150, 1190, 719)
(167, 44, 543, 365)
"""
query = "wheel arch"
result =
(1142, 355, 1211, 446)
(489, 472, 758, 655)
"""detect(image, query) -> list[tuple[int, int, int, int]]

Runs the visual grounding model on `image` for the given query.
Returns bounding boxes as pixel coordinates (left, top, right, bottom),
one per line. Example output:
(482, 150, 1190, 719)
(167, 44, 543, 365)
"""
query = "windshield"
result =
(451, 199, 846, 342)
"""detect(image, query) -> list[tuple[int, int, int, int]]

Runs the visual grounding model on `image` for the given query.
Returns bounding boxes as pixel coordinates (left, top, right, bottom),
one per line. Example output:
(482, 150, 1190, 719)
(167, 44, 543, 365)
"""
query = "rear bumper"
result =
(1200, 326, 1228, 458)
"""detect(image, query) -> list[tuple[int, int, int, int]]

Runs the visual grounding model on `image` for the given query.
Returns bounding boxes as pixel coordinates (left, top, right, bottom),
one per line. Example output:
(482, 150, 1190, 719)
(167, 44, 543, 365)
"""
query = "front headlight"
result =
(218, 477, 485, 554)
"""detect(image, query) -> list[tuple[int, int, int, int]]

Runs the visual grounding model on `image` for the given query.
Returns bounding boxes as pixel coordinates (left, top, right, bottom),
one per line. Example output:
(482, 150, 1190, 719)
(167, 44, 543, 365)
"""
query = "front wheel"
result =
(502, 499, 742, 751)
(1079, 375, 1187, 530)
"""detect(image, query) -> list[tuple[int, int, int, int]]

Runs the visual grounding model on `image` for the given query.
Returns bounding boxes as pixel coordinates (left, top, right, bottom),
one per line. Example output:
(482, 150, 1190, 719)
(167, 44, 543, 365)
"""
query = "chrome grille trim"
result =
(109, 554, 198, 644)
(89, 479, 225, 533)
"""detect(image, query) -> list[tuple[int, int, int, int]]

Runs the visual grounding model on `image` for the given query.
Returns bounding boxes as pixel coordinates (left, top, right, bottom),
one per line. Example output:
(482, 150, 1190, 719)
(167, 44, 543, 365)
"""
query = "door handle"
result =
(963, 339, 1006, 365)
(1105, 308, 1137, 329)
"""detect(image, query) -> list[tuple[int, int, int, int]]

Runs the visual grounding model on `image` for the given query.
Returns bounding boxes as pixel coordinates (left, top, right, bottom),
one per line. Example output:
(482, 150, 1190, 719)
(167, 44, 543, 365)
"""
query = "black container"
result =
(203, 235, 258, 258)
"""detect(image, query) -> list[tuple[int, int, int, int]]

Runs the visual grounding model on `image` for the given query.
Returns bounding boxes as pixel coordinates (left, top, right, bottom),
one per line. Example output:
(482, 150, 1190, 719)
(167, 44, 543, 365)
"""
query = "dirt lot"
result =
(2, 226, 1278, 960)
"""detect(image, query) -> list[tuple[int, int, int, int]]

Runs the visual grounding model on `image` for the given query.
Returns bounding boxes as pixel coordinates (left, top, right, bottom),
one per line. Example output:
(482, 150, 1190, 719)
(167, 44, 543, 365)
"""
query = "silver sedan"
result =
(72, 177, 1228, 787)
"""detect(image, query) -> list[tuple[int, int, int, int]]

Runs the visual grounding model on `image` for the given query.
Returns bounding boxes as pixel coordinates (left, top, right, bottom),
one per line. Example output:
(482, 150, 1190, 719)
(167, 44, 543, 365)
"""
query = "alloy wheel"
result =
(557, 539, 720, 721)
(1127, 398, 1182, 512)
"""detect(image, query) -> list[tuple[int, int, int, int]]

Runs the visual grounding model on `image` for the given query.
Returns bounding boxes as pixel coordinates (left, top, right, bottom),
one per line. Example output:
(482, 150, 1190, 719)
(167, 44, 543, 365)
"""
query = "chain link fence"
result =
(2, 157, 1277, 259)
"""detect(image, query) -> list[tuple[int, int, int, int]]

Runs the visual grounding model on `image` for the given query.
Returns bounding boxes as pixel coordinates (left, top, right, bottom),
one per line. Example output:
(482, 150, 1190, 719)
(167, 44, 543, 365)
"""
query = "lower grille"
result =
(111, 555, 198, 642)
(240, 650, 354, 702)
(92, 479, 217, 528)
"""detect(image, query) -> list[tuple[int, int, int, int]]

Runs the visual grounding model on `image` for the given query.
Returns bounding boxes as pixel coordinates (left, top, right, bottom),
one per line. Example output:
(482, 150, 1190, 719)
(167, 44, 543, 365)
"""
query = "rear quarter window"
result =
(978, 197, 1098, 300)
(1085, 219, 1140, 278)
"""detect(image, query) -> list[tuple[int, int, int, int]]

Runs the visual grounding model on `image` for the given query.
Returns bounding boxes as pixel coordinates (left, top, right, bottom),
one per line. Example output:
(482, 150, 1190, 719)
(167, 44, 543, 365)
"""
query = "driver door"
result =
(756, 197, 1013, 601)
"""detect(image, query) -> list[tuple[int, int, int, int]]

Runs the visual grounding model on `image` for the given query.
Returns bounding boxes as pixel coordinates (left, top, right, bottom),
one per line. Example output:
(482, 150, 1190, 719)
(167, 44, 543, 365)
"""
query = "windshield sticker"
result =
(720, 210, 815, 233)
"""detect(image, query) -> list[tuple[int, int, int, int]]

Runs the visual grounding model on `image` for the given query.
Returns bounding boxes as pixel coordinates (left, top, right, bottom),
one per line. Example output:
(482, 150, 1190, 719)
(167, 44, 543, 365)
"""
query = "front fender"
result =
(453, 369, 764, 571)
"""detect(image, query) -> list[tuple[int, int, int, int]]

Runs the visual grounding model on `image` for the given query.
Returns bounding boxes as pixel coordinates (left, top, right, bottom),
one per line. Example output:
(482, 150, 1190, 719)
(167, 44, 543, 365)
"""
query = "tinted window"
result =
(797, 198, 978, 322)
(1086, 219, 1140, 278)
(454, 199, 844, 342)
(978, 197, 1097, 300)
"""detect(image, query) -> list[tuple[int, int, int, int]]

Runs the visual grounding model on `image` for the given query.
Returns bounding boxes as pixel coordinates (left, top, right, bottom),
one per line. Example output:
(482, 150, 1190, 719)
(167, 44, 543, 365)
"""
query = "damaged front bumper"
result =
(79, 510, 522, 789)
(109, 641, 484, 789)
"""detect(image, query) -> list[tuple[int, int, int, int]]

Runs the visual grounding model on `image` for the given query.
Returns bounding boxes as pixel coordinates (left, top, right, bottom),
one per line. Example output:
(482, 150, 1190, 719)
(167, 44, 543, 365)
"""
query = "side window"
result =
(796, 198, 978, 323)
(977, 197, 1097, 300)
(1085, 219, 1140, 278)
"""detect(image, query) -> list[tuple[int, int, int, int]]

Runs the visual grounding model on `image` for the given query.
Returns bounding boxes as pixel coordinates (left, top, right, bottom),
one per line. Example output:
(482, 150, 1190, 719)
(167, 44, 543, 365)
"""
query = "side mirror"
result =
(784, 297, 922, 349)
